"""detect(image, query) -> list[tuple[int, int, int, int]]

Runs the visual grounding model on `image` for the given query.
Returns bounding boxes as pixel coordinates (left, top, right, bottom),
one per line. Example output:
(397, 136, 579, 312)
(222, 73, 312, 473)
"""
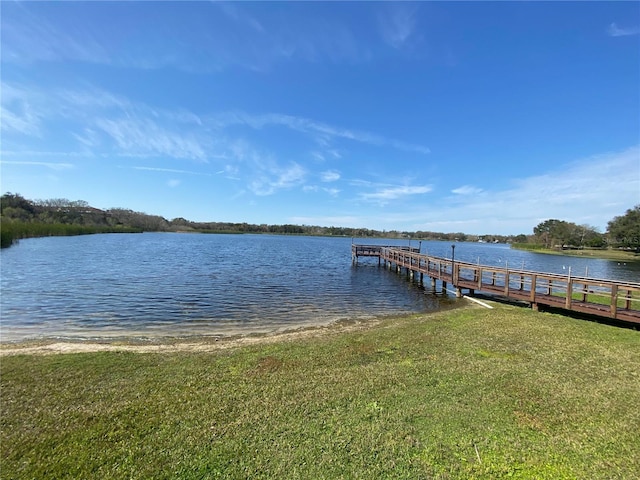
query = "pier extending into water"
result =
(352, 244, 640, 324)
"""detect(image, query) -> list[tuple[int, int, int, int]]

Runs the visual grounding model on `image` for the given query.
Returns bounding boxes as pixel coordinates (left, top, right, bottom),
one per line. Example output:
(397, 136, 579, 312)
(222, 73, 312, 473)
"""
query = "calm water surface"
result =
(1, 233, 638, 342)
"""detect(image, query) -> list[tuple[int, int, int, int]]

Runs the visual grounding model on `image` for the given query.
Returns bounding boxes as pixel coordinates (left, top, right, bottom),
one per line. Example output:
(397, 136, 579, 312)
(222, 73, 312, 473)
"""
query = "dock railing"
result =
(352, 244, 640, 324)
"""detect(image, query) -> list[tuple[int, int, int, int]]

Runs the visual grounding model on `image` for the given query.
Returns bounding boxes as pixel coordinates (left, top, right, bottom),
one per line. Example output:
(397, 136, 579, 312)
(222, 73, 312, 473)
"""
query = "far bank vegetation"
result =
(1, 194, 638, 259)
(512, 206, 639, 259)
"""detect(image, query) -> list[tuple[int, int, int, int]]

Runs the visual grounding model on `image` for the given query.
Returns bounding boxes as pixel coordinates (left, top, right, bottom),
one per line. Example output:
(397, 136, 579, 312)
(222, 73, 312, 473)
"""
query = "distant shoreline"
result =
(511, 245, 639, 262)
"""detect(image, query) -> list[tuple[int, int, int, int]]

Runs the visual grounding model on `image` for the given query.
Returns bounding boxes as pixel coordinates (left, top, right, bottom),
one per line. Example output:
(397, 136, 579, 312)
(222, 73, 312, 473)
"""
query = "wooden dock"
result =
(352, 244, 640, 324)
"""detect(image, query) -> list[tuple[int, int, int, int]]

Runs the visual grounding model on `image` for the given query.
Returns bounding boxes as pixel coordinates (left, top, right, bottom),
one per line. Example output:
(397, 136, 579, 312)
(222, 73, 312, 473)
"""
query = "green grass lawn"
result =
(544, 287, 638, 307)
(2, 305, 639, 479)
(546, 284, 639, 310)
(512, 244, 639, 262)
(557, 248, 639, 262)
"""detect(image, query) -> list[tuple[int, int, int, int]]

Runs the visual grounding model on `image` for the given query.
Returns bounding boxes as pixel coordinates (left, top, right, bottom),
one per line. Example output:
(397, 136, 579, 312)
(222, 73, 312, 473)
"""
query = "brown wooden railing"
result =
(352, 244, 640, 324)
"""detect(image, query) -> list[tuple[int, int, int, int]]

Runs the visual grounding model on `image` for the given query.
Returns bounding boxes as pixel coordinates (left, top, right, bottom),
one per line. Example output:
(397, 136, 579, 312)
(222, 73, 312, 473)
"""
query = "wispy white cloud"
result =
(72, 129, 102, 149)
(0, 150, 89, 158)
(167, 179, 181, 188)
(216, 4, 373, 69)
(217, 164, 240, 179)
(212, 138, 309, 195)
(1, 160, 74, 170)
(403, 146, 640, 234)
(0, 83, 46, 136)
(58, 87, 209, 161)
(2, 2, 381, 74)
(452, 185, 483, 195)
(321, 170, 341, 182)
(302, 185, 340, 197)
(210, 111, 430, 154)
(249, 162, 307, 196)
(131, 166, 212, 176)
(274, 163, 307, 188)
(215, 2, 265, 34)
(1, 3, 212, 72)
(1, 3, 111, 66)
(361, 184, 433, 203)
(508, 147, 639, 214)
(57, 88, 129, 111)
(2, 83, 212, 162)
(607, 22, 640, 37)
(378, 4, 419, 49)
(95, 117, 209, 161)
(2, 82, 430, 201)
(0, 109, 42, 136)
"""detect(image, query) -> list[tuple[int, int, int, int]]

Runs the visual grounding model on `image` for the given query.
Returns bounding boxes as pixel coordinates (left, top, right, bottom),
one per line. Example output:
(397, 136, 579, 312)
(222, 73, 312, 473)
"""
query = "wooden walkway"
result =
(352, 244, 640, 324)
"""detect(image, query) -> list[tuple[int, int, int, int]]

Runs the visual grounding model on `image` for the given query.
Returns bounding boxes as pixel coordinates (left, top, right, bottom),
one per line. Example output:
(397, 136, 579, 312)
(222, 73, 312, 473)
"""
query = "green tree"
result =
(534, 221, 604, 249)
(607, 205, 640, 252)
(1, 193, 37, 218)
(513, 234, 528, 243)
(574, 224, 605, 248)
(533, 219, 573, 248)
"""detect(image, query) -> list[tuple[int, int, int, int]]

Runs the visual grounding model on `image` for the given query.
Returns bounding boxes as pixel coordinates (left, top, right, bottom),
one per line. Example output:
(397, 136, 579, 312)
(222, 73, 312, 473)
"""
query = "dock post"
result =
(442, 281, 447, 293)
(431, 277, 436, 293)
(530, 274, 537, 304)
(565, 267, 573, 310)
(455, 287, 462, 298)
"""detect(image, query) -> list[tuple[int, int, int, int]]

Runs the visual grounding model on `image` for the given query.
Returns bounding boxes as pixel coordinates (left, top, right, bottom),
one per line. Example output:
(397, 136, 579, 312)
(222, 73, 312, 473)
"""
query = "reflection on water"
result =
(1, 234, 637, 342)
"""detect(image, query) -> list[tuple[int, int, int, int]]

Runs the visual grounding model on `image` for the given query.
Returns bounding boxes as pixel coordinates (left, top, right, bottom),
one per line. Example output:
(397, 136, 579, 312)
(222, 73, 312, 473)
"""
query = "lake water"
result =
(1, 233, 638, 342)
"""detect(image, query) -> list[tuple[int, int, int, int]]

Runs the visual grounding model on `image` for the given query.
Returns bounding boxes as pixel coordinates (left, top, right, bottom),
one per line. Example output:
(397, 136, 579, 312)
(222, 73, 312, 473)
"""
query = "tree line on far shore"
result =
(1, 193, 638, 253)
(527, 206, 639, 252)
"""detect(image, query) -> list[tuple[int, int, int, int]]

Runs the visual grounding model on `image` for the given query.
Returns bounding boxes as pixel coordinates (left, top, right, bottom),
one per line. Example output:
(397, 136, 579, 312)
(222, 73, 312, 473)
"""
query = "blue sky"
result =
(1, 1, 638, 235)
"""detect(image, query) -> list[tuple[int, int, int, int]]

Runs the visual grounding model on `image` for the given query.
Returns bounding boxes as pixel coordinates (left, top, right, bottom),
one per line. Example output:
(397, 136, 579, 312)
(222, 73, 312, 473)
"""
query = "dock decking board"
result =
(352, 244, 640, 324)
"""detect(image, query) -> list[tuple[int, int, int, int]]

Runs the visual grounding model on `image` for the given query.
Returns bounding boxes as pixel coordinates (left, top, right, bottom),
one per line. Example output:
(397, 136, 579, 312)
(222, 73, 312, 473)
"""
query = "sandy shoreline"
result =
(0, 316, 390, 356)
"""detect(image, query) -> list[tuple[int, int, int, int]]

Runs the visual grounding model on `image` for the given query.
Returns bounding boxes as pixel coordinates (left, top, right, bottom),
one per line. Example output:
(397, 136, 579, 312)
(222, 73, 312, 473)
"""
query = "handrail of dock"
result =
(352, 244, 640, 324)
(351, 244, 420, 257)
